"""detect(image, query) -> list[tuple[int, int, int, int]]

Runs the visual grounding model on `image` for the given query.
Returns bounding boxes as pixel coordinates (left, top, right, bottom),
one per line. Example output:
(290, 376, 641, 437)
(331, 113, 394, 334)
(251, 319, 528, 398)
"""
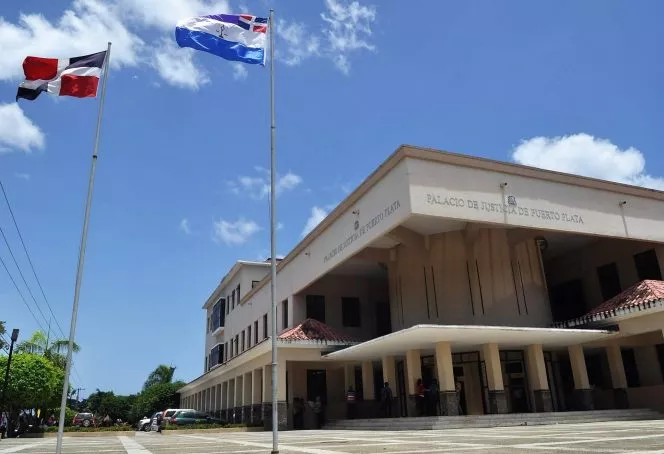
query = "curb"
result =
(161, 427, 263, 435)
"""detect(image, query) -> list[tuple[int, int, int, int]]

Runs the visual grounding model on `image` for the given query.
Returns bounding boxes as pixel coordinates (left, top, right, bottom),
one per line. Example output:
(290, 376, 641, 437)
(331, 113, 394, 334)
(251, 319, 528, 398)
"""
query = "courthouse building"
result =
(179, 145, 664, 429)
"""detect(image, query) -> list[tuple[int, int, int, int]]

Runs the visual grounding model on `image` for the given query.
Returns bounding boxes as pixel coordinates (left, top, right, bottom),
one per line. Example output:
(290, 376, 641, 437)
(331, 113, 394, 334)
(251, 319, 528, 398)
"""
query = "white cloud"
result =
(228, 167, 303, 200)
(512, 133, 664, 190)
(277, 222, 284, 230)
(232, 62, 248, 80)
(321, 0, 377, 74)
(119, 0, 231, 30)
(151, 38, 209, 90)
(0, 0, 143, 82)
(0, 104, 44, 153)
(302, 206, 329, 237)
(213, 218, 261, 245)
(179, 218, 192, 234)
(276, 19, 321, 66)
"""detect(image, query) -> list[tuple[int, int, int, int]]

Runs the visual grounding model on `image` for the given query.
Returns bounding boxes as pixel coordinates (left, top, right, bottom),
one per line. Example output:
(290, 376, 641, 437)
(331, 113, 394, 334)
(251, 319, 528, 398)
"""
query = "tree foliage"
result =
(16, 330, 80, 369)
(84, 390, 136, 421)
(0, 321, 6, 351)
(0, 353, 64, 411)
(142, 365, 175, 390)
(129, 381, 184, 421)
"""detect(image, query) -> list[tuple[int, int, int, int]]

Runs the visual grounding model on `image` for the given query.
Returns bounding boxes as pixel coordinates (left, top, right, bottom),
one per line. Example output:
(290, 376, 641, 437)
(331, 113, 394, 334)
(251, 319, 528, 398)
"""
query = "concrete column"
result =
(252, 368, 263, 423)
(382, 356, 397, 394)
(434, 342, 459, 416)
(234, 376, 243, 423)
(211, 386, 216, 412)
(203, 389, 208, 412)
(405, 349, 420, 416)
(635, 345, 664, 386)
(262, 365, 272, 402)
(243, 372, 252, 423)
(344, 364, 355, 391)
(568, 344, 594, 410)
(405, 349, 421, 396)
(606, 344, 629, 409)
(217, 384, 222, 413)
(361, 360, 375, 400)
(526, 344, 552, 412)
(482, 343, 507, 414)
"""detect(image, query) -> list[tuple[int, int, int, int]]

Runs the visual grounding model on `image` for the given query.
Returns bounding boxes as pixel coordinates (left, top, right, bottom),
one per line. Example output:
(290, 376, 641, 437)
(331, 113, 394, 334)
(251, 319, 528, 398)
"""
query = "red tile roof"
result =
(554, 280, 664, 328)
(278, 318, 359, 344)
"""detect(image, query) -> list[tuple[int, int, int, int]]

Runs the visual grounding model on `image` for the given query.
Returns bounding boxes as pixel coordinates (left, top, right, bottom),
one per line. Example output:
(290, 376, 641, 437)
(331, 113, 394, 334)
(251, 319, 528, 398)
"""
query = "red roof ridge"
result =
(587, 279, 664, 318)
(278, 318, 359, 344)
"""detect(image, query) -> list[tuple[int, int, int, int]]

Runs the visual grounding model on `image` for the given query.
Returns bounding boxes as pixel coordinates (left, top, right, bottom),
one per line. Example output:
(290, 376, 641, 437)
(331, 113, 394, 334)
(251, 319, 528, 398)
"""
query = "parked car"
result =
(72, 413, 97, 427)
(162, 408, 195, 424)
(169, 410, 225, 426)
(137, 416, 152, 432)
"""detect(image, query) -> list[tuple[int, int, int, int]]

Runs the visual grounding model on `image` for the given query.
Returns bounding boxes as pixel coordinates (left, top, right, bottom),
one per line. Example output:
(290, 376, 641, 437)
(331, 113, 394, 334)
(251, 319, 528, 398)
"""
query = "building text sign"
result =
(323, 200, 402, 263)
(425, 193, 584, 225)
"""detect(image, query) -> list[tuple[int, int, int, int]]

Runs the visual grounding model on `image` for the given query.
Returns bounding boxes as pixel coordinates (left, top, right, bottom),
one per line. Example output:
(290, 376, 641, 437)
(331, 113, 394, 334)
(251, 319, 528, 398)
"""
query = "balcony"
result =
(211, 325, 224, 337)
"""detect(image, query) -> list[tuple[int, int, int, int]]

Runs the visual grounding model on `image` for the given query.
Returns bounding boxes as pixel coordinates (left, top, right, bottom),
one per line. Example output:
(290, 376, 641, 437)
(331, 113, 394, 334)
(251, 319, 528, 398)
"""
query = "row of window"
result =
(207, 280, 263, 334)
(207, 313, 269, 371)
(305, 295, 361, 327)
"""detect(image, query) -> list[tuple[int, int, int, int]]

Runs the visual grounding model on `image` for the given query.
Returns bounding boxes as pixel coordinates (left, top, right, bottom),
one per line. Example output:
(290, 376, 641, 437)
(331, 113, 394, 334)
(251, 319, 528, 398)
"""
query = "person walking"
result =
(380, 382, 393, 418)
(155, 412, 164, 433)
(346, 386, 357, 419)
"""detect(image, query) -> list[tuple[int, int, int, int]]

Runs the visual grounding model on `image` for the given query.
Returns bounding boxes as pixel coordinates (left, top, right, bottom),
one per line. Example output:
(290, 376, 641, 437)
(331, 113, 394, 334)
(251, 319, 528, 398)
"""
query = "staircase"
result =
(324, 409, 662, 431)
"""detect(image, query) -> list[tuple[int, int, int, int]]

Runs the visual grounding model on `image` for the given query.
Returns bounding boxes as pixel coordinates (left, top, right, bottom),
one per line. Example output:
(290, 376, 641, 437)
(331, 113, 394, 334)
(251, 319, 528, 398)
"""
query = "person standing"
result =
(155, 412, 163, 433)
(429, 378, 440, 416)
(416, 379, 426, 416)
(380, 382, 393, 418)
(313, 396, 324, 429)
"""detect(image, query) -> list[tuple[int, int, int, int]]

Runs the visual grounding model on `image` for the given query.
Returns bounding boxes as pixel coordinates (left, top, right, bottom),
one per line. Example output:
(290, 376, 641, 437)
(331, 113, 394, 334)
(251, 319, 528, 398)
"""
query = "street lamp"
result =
(1, 329, 19, 440)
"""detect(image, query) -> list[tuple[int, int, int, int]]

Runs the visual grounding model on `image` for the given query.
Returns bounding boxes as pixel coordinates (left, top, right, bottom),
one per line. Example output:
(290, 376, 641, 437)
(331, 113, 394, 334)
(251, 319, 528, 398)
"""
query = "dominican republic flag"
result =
(16, 51, 107, 101)
(175, 14, 268, 65)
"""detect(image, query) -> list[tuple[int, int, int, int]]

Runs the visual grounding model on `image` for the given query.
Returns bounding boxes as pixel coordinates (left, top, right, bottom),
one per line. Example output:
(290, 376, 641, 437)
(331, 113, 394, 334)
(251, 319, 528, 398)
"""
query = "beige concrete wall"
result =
(407, 157, 664, 243)
(545, 238, 664, 312)
(388, 227, 551, 329)
(294, 274, 388, 340)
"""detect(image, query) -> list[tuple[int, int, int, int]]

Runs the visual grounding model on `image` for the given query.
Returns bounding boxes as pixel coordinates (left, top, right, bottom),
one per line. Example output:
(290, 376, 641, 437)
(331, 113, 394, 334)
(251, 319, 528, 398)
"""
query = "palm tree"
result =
(143, 365, 176, 390)
(16, 330, 80, 369)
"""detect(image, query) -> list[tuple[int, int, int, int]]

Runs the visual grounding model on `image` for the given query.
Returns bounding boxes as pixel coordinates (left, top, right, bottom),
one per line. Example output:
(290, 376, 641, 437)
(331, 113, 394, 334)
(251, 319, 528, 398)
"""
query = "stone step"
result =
(324, 409, 661, 431)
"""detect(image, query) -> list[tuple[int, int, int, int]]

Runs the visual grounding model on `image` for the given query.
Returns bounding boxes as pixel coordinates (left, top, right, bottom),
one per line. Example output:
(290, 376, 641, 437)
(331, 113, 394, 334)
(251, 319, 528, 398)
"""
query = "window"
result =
(634, 249, 662, 281)
(235, 335, 239, 356)
(204, 356, 208, 371)
(211, 298, 225, 331)
(252, 280, 260, 288)
(226, 295, 230, 315)
(282, 300, 289, 330)
(209, 344, 224, 368)
(231, 289, 236, 309)
(656, 344, 664, 380)
(254, 320, 259, 344)
(224, 342, 228, 362)
(342, 297, 361, 327)
(549, 279, 587, 322)
(306, 295, 326, 323)
(207, 316, 211, 333)
(263, 314, 268, 339)
(247, 325, 252, 348)
(597, 262, 622, 301)
(241, 331, 246, 352)
(237, 284, 241, 302)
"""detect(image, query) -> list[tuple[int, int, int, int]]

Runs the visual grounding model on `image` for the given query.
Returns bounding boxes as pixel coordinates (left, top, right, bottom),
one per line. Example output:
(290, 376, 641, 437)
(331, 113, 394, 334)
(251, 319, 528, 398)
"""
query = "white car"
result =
(137, 415, 154, 432)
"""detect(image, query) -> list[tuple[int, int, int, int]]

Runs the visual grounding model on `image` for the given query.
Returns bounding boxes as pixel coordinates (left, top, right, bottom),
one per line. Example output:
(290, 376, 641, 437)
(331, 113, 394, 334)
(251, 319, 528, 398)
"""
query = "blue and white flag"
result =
(175, 14, 268, 65)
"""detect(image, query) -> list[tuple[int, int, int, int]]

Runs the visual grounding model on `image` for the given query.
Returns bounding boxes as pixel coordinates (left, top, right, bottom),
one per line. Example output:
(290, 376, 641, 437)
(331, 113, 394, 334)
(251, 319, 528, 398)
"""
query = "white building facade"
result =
(179, 146, 664, 430)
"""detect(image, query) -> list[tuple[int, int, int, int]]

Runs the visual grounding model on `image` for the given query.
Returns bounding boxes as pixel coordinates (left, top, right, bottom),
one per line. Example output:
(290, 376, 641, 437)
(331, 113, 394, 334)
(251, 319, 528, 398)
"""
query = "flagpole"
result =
(268, 9, 279, 454)
(55, 41, 111, 454)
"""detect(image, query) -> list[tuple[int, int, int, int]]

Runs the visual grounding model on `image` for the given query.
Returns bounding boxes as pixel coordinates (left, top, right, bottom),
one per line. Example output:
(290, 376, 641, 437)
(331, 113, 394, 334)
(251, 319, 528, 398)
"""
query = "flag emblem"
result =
(175, 14, 268, 65)
(16, 51, 107, 101)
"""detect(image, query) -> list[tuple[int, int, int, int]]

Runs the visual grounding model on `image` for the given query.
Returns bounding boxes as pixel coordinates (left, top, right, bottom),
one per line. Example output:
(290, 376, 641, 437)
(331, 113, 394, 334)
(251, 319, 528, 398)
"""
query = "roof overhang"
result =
(323, 324, 617, 361)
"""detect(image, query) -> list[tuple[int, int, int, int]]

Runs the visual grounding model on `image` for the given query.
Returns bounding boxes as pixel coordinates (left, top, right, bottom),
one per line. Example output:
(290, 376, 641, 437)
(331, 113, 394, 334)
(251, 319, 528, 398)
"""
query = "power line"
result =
(0, 179, 67, 339)
(0, 253, 47, 334)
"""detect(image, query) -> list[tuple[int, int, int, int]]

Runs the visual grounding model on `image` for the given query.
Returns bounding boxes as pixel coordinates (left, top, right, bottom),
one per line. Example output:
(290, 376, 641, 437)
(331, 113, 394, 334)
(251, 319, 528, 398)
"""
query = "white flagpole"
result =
(268, 9, 279, 454)
(55, 41, 111, 454)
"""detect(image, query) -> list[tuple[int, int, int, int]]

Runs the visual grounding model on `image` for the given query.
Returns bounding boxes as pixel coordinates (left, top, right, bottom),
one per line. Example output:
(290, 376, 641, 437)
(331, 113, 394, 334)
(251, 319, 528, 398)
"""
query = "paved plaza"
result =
(1, 420, 664, 454)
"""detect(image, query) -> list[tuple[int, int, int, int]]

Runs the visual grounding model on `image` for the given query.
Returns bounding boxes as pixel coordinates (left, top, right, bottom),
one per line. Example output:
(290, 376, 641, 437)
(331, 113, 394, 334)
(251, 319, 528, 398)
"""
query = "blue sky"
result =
(0, 0, 663, 396)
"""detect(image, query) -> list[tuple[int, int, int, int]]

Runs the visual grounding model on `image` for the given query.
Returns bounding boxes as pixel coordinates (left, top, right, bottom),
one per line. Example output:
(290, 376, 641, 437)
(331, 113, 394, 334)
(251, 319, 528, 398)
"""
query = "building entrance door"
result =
(500, 350, 530, 413)
(453, 352, 487, 415)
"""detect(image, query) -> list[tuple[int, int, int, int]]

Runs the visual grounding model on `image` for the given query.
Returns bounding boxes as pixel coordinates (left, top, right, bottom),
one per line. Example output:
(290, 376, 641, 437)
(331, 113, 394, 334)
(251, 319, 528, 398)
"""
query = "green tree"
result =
(84, 389, 136, 422)
(142, 365, 175, 390)
(130, 381, 184, 422)
(16, 330, 80, 369)
(0, 353, 64, 411)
